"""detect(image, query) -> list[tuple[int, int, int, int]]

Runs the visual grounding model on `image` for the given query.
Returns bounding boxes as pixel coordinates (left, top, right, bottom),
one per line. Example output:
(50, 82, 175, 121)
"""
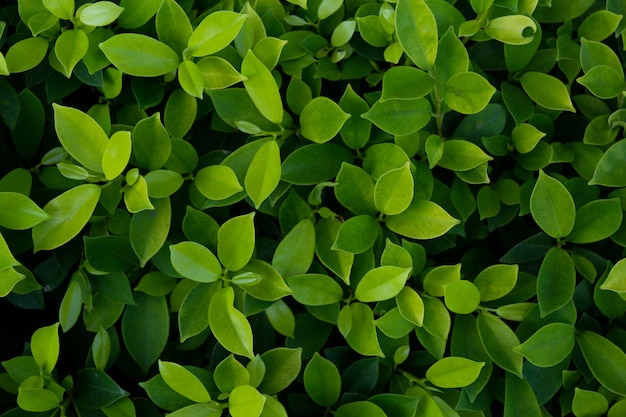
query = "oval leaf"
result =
(386, 199, 460, 239)
(579, 331, 626, 396)
(395, 0, 437, 70)
(170, 241, 222, 283)
(241, 49, 283, 124)
(513, 323, 575, 367)
(209, 286, 254, 359)
(520, 72, 576, 112)
(530, 170, 576, 238)
(300, 97, 350, 143)
(99, 34, 180, 77)
(355, 266, 412, 302)
(426, 357, 485, 388)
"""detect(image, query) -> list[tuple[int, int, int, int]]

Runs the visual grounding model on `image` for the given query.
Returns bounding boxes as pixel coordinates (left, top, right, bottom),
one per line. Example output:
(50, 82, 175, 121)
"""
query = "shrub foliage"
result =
(1, 0, 626, 416)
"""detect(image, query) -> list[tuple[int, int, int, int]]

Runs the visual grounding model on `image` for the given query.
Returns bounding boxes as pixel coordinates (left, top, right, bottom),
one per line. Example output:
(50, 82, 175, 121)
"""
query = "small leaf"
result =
(589, 139, 626, 187)
(577, 65, 625, 100)
(572, 388, 609, 417)
(485, 15, 537, 45)
(332, 215, 379, 254)
(178, 60, 205, 99)
(209, 286, 254, 359)
(54, 29, 89, 78)
(78, 1, 124, 26)
(362, 98, 431, 136)
(386, 199, 460, 239)
(443, 280, 481, 314)
(237, 259, 293, 302)
(512, 123, 546, 154)
(438, 139, 493, 172)
(241, 50, 283, 124)
(513, 323, 575, 367)
(245, 140, 281, 208)
(170, 241, 222, 283)
(158, 361, 211, 403)
(443, 72, 496, 115)
(257, 347, 302, 394)
(520, 72, 576, 112)
(156, 0, 193, 55)
(304, 353, 340, 406)
(374, 162, 414, 215)
(395, 0, 437, 70)
(197, 56, 247, 90)
(568, 199, 622, 244)
(426, 357, 485, 388)
(32, 184, 101, 252)
(300, 97, 350, 143)
(218, 212, 255, 271)
(396, 286, 424, 326)
(355, 266, 412, 302)
(272, 219, 315, 278)
(473, 264, 518, 301)
(4, 37, 49, 73)
(477, 313, 523, 378)
(530, 170, 576, 238)
(380, 66, 434, 101)
(537, 247, 576, 317)
(130, 197, 171, 267)
(31, 323, 60, 375)
(102, 131, 132, 181)
(287, 274, 343, 306)
(229, 385, 265, 417)
(578, 331, 626, 396)
(99, 34, 180, 77)
(187, 11, 247, 57)
(342, 303, 384, 357)
(195, 165, 243, 200)
(601, 258, 626, 294)
(0, 192, 48, 230)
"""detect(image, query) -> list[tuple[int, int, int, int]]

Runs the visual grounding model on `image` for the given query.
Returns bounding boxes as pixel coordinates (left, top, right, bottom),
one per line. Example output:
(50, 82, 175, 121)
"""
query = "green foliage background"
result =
(1, 0, 626, 416)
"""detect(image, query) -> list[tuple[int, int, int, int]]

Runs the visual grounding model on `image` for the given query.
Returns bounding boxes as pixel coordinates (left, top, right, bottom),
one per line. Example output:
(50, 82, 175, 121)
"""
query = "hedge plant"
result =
(1, 0, 626, 416)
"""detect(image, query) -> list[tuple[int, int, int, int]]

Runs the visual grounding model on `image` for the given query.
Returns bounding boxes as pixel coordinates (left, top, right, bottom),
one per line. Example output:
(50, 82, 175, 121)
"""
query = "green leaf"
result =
(577, 65, 625, 100)
(520, 72, 576, 112)
(178, 283, 218, 342)
(513, 323, 575, 367)
(218, 212, 255, 271)
(245, 140, 281, 208)
(396, 286, 424, 326)
(229, 385, 265, 417)
(423, 264, 461, 297)
(32, 184, 101, 252)
(287, 274, 343, 306)
(102, 131, 132, 181)
(132, 112, 171, 171)
(332, 215, 379, 254)
(444, 280, 481, 314)
(17, 380, 60, 412)
(92, 327, 111, 371)
(165, 404, 222, 417)
(59, 279, 82, 332)
(186, 11, 247, 57)
(53, 103, 108, 173)
(164, 88, 196, 139)
(282, 144, 354, 185)
(338, 85, 371, 149)
(335, 401, 387, 417)
(341, 303, 384, 357)
(117, 0, 160, 28)
(99, 34, 180, 77)
(170, 241, 222, 283)
(537, 247, 576, 317)
(334, 163, 377, 216)
(145, 170, 184, 198)
(0, 267, 25, 297)
(572, 388, 609, 417)
(477, 313, 523, 377)
(530, 170, 576, 238)
(355, 266, 412, 302)
(601, 258, 626, 294)
(156, 0, 192, 55)
(443, 72, 496, 115)
(4, 37, 49, 73)
(0, 192, 48, 230)
(241, 50, 283, 124)
(209, 286, 254, 359)
(78, 1, 124, 26)
(43, 0, 73, 20)
(130, 197, 171, 267)
(272, 219, 315, 278)
(74, 368, 129, 409)
(504, 373, 542, 417)
(122, 292, 169, 373)
(578, 331, 626, 396)
(580, 38, 623, 74)
(578, 10, 623, 41)
(236, 259, 293, 301)
(195, 165, 243, 200)
(473, 264, 519, 301)
(590, 140, 626, 187)
(178, 60, 204, 99)
(485, 15, 537, 45)
(197, 56, 247, 91)
(380, 66, 434, 101)
(568, 199, 622, 243)
(512, 123, 546, 154)
(84, 236, 136, 272)
(362, 98, 432, 136)
(158, 361, 211, 403)
(386, 199, 460, 240)
(426, 357, 485, 388)
(214, 354, 249, 392)
(257, 347, 302, 394)
(54, 29, 89, 78)
(124, 175, 154, 213)
(304, 353, 341, 406)
(300, 97, 350, 143)
(31, 323, 59, 375)
(395, 0, 438, 70)
(438, 139, 493, 172)
(374, 162, 414, 215)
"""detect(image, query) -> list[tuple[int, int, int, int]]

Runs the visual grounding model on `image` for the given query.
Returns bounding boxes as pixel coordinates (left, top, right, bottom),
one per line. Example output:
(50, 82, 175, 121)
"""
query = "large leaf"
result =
(32, 184, 101, 252)
(537, 247, 576, 317)
(303, 353, 341, 406)
(578, 331, 626, 396)
(217, 212, 255, 272)
(0, 192, 48, 230)
(186, 11, 247, 57)
(477, 313, 523, 378)
(568, 198, 622, 243)
(513, 323, 575, 367)
(590, 140, 626, 187)
(99, 34, 180, 77)
(30, 323, 59, 375)
(520, 72, 575, 112)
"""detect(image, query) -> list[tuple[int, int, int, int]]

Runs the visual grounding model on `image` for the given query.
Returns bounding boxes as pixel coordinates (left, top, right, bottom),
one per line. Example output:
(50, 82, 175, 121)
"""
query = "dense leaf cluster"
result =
(1, 0, 626, 416)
